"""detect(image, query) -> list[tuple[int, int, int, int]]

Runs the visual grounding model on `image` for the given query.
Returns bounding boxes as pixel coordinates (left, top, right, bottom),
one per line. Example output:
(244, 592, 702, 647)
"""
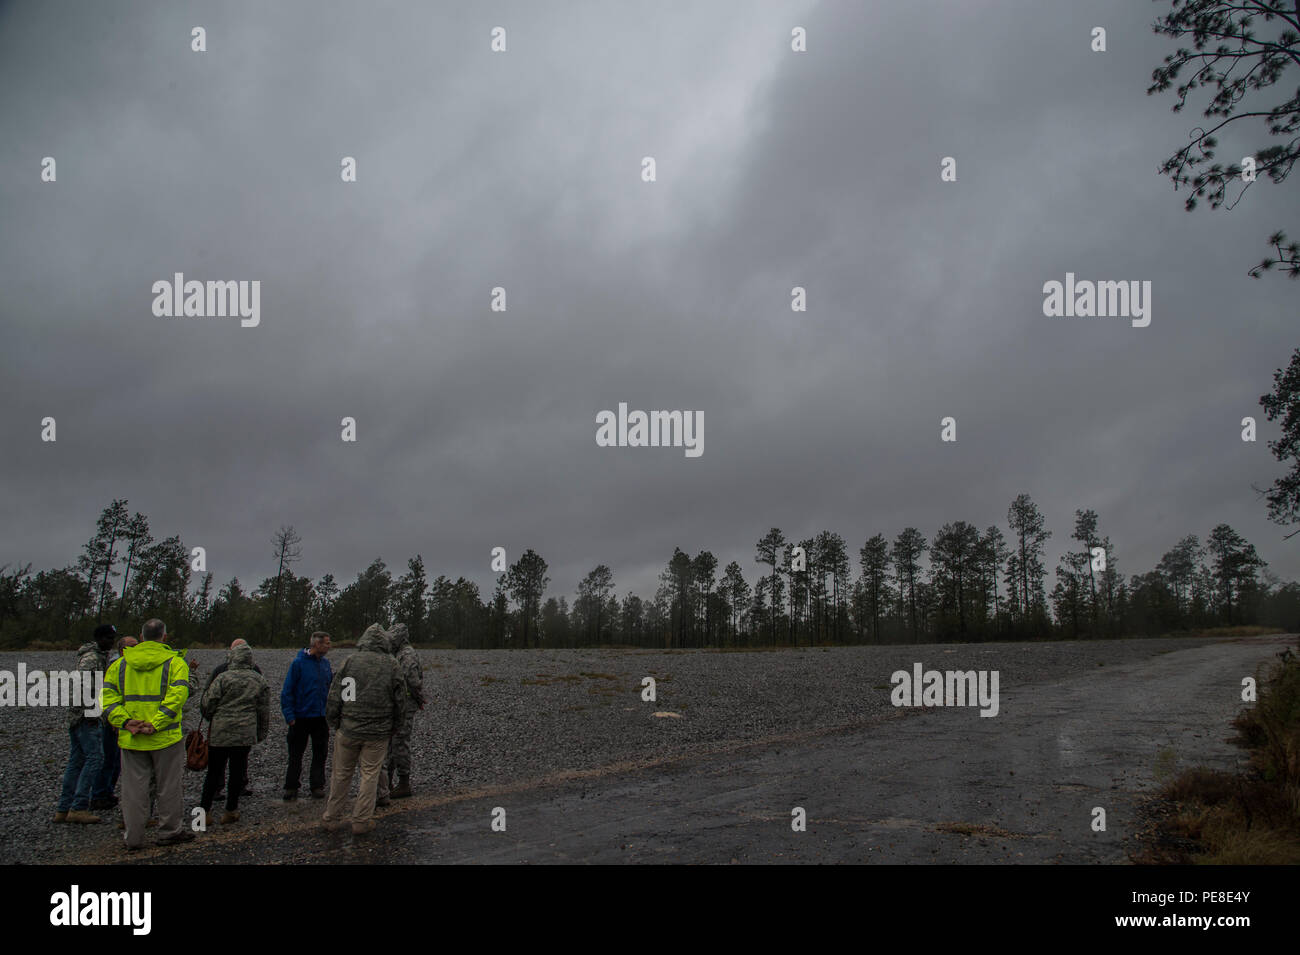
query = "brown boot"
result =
(220, 811, 240, 825)
(53, 811, 68, 823)
(352, 819, 376, 835)
(392, 776, 412, 798)
(66, 810, 101, 824)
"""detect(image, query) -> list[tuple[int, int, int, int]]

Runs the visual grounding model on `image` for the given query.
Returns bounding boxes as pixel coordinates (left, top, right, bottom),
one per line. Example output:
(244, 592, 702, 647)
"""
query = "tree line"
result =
(1, 493, 1296, 650)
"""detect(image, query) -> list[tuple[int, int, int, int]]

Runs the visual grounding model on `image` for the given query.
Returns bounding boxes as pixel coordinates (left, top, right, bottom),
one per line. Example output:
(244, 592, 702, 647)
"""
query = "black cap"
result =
(93, 624, 118, 642)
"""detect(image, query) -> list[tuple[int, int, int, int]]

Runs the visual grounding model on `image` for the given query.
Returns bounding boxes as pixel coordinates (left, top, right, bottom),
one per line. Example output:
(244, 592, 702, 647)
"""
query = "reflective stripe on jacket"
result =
(100, 641, 191, 751)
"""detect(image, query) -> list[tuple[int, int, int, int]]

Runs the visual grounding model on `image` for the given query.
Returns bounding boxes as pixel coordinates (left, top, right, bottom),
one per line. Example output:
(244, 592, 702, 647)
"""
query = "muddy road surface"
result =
(78, 633, 1288, 865)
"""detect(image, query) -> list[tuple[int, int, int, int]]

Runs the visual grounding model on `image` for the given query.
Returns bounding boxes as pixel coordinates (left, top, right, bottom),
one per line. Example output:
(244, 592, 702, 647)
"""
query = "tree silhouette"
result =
(1149, 0, 1300, 278)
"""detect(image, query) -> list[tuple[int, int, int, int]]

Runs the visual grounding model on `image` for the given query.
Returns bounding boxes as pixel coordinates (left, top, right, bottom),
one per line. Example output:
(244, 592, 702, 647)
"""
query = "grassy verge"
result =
(1136, 644, 1300, 864)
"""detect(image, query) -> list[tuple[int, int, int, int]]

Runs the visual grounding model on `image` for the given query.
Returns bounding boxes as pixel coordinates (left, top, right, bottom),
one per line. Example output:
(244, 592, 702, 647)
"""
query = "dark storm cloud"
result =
(1, 0, 1297, 608)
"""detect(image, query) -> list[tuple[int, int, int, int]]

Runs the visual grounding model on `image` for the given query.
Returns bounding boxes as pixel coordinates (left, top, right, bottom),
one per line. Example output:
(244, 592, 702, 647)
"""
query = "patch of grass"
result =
(1153, 746, 1179, 783)
(1136, 644, 1300, 865)
(1234, 647, 1300, 784)
(1139, 767, 1300, 864)
(934, 822, 1018, 838)
(520, 673, 580, 686)
(1159, 625, 1285, 639)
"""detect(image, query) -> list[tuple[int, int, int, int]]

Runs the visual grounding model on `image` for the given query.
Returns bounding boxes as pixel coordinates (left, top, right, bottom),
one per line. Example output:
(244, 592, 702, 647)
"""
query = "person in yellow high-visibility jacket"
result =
(99, 618, 195, 851)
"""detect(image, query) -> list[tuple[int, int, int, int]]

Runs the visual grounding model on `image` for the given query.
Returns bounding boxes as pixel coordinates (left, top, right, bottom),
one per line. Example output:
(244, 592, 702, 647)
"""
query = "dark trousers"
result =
(92, 724, 121, 800)
(201, 746, 250, 813)
(284, 716, 328, 791)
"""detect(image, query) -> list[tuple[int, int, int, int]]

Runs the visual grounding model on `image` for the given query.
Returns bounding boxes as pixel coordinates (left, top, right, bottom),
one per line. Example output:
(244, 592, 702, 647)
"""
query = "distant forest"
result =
(1, 494, 1297, 650)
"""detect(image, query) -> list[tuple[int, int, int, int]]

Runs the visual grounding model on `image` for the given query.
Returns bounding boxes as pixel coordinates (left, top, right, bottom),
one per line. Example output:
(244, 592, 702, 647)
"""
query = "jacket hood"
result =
(227, 643, 254, 669)
(358, 624, 389, 654)
(121, 640, 175, 671)
(388, 623, 410, 651)
(77, 641, 99, 656)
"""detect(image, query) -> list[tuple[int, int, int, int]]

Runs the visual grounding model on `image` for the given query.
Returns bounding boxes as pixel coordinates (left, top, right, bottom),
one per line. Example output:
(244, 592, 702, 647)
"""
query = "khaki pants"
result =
(121, 742, 184, 846)
(322, 731, 388, 826)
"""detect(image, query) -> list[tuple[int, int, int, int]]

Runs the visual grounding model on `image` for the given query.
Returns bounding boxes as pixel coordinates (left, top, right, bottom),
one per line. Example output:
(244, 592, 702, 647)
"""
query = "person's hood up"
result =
(388, 623, 410, 651)
(358, 624, 389, 654)
(121, 641, 176, 671)
(227, 643, 254, 670)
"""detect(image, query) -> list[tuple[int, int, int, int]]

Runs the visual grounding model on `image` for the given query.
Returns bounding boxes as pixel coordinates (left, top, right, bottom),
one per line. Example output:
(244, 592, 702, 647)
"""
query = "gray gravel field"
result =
(0, 635, 1259, 864)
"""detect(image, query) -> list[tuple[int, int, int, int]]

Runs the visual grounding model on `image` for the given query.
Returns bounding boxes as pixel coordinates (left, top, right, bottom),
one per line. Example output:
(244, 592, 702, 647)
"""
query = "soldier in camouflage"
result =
(54, 624, 115, 823)
(379, 623, 424, 800)
(199, 641, 270, 824)
(322, 623, 406, 834)
(375, 627, 396, 806)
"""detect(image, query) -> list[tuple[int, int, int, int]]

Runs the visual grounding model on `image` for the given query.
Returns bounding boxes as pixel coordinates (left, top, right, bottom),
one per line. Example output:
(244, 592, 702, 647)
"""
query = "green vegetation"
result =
(2, 496, 1295, 651)
(1139, 646, 1300, 865)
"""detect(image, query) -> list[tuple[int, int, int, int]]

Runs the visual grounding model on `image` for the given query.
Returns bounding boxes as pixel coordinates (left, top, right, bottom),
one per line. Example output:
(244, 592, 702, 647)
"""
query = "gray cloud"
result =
(2, 0, 1298, 605)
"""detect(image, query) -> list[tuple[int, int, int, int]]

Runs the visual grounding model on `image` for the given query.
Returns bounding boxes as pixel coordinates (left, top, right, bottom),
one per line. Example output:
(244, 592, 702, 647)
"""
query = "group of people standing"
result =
(54, 617, 426, 849)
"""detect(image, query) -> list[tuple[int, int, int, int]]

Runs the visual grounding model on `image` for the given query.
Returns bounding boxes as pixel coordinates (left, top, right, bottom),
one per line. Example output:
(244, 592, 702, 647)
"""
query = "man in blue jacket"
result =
(281, 631, 332, 800)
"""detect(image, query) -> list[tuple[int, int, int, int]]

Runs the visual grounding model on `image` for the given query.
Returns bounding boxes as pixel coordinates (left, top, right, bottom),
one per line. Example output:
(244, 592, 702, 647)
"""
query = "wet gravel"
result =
(0, 636, 1216, 864)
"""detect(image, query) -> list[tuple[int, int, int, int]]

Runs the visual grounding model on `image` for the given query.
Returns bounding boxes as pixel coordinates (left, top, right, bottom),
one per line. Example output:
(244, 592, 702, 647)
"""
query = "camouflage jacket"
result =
(387, 624, 424, 710)
(68, 642, 106, 729)
(325, 625, 406, 741)
(199, 643, 270, 747)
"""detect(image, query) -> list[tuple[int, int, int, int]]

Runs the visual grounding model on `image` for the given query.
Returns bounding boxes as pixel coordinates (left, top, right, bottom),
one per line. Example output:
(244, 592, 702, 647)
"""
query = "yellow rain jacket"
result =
(99, 641, 191, 751)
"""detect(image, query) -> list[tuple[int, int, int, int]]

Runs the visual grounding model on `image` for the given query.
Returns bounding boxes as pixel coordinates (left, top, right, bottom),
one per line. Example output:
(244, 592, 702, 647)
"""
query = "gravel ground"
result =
(0, 636, 1223, 864)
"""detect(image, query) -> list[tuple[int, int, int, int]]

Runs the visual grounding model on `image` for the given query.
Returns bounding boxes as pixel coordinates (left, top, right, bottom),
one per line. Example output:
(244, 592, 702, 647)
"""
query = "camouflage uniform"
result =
(322, 625, 405, 830)
(69, 642, 107, 729)
(55, 642, 107, 816)
(199, 644, 269, 747)
(381, 623, 424, 798)
(199, 643, 269, 816)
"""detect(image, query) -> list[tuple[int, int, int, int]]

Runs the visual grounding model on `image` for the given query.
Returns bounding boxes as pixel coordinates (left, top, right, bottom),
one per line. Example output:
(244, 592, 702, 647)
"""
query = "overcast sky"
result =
(2, 0, 1299, 607)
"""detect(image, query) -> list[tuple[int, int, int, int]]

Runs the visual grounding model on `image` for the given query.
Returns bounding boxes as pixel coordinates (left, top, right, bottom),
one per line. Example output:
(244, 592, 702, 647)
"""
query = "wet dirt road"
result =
(119, 634, 1289, 865)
